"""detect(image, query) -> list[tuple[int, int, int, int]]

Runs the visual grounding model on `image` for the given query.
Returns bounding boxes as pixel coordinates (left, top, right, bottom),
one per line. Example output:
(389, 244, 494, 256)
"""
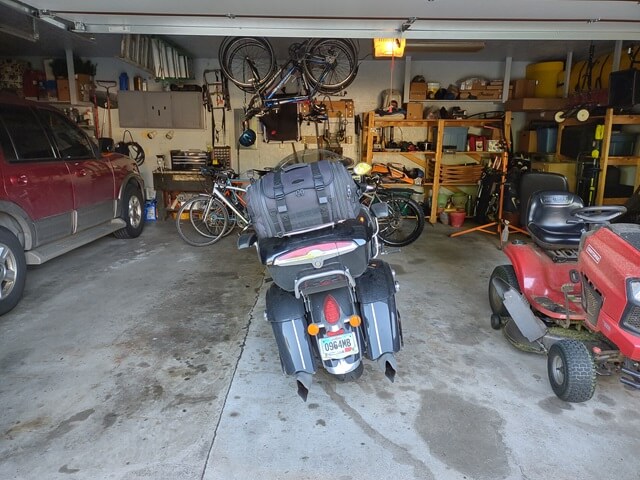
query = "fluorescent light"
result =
(405, 41, 486, 53)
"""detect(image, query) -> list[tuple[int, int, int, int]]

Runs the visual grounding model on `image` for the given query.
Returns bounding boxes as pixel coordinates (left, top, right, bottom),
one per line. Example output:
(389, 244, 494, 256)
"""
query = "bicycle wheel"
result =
(222, 207, 237, 237)
(219, 37, 276, 92)
(377, 196, 425, 247)
(176, 196, 228, 246)
(302, 38, 359, 94)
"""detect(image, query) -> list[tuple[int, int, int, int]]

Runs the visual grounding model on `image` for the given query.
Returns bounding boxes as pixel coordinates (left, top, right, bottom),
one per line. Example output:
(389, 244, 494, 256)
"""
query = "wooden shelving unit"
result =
(362, 112, 512, 223)
(555, 108, 640, 205)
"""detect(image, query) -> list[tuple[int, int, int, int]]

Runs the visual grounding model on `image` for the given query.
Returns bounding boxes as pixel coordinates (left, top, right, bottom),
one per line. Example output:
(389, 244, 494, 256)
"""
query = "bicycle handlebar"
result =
(200, 166, 237, 181)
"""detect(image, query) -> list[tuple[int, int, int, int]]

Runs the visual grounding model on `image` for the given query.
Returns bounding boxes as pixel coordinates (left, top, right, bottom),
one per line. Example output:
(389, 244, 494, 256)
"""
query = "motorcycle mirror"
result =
(353, 162, 372, 176)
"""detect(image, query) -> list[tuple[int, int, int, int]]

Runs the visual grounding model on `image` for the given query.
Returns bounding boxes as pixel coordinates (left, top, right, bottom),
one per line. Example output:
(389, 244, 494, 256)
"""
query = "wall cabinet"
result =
(118, 91, 203, 129)
(362, 111, 512, 223)
(556, 108, 640, 205)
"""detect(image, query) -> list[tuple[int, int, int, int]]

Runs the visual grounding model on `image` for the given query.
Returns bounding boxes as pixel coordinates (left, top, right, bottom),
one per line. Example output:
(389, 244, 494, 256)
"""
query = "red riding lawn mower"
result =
(489, 190, 640, 402)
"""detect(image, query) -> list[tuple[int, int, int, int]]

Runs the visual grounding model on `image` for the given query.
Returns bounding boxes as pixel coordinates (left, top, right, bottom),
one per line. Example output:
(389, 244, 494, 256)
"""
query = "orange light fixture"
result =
(349, 315, 362, 327)
(307, 323, 320, 336)
(373, 38, 406, 58)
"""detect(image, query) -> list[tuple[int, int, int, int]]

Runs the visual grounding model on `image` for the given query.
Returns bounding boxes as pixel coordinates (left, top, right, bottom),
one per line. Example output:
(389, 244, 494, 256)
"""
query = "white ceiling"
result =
(1, 0, 639, 62)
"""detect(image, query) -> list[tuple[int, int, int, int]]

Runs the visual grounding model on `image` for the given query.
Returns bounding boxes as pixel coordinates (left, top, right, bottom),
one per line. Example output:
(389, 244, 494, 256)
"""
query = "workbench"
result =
(152, 170, 208, 219)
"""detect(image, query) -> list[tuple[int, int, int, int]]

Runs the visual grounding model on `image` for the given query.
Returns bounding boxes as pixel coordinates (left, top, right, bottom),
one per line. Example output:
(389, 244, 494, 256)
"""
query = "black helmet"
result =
(238, 128, 256, 147)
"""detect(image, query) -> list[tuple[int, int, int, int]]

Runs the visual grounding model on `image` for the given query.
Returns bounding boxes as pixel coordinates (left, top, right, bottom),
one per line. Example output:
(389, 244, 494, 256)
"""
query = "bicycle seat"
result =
(526, 191, 586, 250)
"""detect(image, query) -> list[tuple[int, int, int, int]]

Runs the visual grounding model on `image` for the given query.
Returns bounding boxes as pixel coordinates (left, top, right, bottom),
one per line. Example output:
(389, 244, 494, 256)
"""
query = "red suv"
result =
(0, 94, 145, 314)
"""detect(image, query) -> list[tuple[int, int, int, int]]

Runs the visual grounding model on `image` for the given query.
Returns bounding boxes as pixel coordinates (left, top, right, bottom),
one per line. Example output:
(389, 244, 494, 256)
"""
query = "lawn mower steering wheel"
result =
(570, 205, 627, 224)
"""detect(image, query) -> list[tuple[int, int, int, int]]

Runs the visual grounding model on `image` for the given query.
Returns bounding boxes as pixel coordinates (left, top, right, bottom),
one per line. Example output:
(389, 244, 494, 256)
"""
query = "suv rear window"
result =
(0, 105, 54, 161)
(38, 109, 94, 159)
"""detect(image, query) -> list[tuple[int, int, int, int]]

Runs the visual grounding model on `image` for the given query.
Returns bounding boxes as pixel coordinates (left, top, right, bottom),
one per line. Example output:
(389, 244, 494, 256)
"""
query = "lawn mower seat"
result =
(526, 191, 585, 250)
(519, 172, 569, 228)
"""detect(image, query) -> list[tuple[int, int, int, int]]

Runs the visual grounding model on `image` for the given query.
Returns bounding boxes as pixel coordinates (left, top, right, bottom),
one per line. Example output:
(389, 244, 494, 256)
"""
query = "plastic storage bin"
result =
(536, 127, 558, 153)
(609, 132, 636, 156)
(434, 126, 469, 151)
(526, 61, 564, 98)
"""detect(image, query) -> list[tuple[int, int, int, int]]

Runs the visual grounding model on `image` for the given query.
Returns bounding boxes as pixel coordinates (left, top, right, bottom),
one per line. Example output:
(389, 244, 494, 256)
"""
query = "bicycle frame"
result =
(211, 183, 250, 228)
(247, 49, 337, 112)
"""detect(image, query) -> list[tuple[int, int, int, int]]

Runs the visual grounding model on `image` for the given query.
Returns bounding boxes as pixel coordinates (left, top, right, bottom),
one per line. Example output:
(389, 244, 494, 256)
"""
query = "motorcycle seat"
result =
(526, 191, 585, 250)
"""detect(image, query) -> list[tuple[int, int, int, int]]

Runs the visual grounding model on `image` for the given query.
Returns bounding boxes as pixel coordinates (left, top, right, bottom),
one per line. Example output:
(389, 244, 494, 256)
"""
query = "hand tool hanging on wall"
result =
(203, 69, 230, 149)
(95, 80, 117, 140)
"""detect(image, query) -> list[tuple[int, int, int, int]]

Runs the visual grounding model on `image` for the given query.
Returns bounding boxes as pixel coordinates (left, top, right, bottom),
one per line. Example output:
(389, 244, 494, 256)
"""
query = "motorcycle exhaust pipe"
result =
(377, 352, 397, 383)
(295, 372, 313, 402)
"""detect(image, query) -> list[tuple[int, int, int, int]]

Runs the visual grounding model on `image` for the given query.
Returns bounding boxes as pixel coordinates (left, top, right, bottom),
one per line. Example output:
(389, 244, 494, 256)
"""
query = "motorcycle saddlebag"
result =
(246, 160, 360, 239)
(355, 259, 402, 360)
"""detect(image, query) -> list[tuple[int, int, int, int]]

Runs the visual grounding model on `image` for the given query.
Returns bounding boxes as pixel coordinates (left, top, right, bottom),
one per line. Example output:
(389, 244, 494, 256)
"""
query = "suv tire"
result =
(114, 184, 144, 239)
(0, 227, 26, 315)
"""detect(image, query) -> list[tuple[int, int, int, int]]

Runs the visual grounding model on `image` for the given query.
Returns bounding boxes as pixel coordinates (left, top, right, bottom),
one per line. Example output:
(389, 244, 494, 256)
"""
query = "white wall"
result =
(11, 53, 530, 195)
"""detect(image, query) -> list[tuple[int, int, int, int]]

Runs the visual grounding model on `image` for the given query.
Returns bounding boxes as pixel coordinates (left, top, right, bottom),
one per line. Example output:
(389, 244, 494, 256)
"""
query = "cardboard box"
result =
(56, 79, 70, 101)
(519, 130, 538, 152)
(409, 82, 427, 100)
(511, 79, 537, 99)
(405, 102, 424, 120)
(55, 74, 93, 102)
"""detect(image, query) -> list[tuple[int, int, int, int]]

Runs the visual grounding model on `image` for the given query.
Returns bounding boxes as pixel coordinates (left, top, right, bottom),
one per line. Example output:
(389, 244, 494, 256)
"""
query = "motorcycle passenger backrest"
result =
(519, 172, 569, 227)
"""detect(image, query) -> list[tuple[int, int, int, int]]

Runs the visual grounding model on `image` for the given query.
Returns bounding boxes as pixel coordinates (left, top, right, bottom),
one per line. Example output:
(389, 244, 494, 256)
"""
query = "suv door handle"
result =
(10, 175, 28, 186)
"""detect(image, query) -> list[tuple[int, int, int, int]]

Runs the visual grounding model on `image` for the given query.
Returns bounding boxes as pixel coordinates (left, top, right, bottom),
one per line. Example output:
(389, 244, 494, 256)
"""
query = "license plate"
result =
(319, 332, 359, 360)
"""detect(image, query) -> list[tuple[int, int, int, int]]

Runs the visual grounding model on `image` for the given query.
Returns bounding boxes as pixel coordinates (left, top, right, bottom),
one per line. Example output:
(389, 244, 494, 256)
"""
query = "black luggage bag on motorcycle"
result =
(246, 160, 361, 239)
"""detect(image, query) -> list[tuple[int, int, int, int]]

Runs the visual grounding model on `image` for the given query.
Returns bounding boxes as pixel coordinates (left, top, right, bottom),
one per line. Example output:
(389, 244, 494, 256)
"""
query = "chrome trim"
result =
(371, 302, 383, 355)
(273, 241, 358, 267)
(291, 316, 307, 371)
(294, 268, 355, 299)
(325, 358, 361, 375)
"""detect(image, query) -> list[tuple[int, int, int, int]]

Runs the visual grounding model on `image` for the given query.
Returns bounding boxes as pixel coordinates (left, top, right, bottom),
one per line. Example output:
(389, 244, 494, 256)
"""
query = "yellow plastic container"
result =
(568, 45, 640, 93)
(557, 70, 566, 97)
(526, 61, 564, 98)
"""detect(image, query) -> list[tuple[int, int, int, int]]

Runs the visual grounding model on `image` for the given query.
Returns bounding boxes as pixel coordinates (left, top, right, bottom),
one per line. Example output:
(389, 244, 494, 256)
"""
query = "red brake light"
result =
(323, 295, 341, 324)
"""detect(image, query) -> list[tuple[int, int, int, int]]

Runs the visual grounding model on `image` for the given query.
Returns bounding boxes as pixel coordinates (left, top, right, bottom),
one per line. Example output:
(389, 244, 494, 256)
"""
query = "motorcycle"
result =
(238, 157, 402, 400)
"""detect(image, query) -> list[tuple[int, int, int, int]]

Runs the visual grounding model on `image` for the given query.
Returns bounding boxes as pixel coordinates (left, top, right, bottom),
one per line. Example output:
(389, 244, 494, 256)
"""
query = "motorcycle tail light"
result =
(323, 295, 341, 324)
(273, 241, 357, 266)
(349, 315, 361, 327)
(307, 323, 320, 336)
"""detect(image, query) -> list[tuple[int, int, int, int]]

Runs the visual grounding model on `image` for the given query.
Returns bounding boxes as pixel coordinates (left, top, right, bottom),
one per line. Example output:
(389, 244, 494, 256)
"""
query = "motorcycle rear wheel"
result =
(334, 361, 364, 382)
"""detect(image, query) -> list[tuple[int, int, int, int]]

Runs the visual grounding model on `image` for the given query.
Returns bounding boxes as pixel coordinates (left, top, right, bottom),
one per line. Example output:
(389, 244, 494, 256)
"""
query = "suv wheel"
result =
(0, 227, 26, 315)
(114, 184, 144, 239)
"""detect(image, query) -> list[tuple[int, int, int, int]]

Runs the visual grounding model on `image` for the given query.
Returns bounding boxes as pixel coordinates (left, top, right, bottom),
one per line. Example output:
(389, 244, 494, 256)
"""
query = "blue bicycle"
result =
(219, 37, 359, 121)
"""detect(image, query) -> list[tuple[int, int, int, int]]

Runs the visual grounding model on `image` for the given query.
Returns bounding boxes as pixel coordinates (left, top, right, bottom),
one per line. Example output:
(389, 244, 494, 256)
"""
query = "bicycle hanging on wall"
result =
(218, 37, 359, 146)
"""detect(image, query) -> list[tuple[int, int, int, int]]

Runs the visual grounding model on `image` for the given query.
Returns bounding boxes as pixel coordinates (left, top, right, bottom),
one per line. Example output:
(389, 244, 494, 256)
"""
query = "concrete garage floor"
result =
(1, 219, 638, 480)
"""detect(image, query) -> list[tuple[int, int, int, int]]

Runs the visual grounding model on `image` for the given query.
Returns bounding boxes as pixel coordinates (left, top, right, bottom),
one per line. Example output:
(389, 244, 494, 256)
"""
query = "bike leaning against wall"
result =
(238, 155, 402, 400)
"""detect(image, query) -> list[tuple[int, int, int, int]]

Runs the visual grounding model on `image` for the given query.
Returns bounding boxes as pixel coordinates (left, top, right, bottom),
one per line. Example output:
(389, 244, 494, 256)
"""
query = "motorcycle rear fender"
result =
(356, 259, 402, 360)
(265, 284, 315, 376)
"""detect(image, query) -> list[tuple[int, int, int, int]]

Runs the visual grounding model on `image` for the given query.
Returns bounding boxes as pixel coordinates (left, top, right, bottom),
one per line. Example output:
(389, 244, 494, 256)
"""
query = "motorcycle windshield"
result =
(274, 148, 354, 170)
